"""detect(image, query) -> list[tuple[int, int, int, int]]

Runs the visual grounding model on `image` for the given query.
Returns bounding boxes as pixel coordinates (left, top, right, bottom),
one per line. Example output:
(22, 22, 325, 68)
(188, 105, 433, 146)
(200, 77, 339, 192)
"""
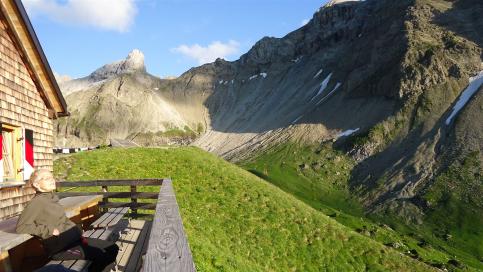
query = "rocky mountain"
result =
(55, 49, 199, 147)
(55, 0, 482, 264)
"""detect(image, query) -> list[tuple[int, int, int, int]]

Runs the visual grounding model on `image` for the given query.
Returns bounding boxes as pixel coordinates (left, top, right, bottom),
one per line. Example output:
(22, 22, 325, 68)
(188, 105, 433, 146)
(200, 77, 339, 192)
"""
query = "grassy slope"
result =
(422, 152, 483, 264)
(54, 147, 433, 272)
(241, 142, 482, 271)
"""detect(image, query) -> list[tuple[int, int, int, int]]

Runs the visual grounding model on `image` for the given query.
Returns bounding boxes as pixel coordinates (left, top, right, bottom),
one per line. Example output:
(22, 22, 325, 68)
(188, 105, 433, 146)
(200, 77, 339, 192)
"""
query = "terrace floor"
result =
(115, 219, 152, 271)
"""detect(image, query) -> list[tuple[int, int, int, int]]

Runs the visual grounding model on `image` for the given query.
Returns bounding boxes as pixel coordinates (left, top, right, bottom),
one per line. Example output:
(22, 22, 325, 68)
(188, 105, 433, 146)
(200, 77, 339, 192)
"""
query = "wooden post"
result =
(101, 186, 108, 213)
(130, 185, 137, 217)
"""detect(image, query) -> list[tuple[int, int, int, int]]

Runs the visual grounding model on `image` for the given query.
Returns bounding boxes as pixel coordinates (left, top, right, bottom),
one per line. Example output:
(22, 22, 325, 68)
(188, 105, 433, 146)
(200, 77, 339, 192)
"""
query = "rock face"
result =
(90, 49, 145, 81)
(59, 49, 146, 95)
(55, 0, 482, 229)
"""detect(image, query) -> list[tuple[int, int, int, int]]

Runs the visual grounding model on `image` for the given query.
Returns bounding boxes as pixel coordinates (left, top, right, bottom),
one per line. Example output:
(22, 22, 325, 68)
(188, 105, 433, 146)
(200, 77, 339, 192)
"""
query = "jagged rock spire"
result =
(90, 49, 146, 81)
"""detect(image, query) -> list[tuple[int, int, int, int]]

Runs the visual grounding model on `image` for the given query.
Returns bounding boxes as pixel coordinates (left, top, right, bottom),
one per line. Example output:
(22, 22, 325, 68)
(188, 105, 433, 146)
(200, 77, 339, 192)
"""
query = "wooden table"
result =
(59, 195, 103, 219)
(0, 195, 102, 272)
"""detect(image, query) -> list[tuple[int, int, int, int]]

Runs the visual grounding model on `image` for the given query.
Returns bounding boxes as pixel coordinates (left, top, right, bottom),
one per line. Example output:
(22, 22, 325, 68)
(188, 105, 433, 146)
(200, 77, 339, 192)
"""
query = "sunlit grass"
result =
(54, 147, 434, 271)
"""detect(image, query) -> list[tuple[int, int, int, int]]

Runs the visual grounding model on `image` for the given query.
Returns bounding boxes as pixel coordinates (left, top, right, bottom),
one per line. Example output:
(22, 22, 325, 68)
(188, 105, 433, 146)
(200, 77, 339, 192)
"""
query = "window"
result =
(1, 124, 22, 182)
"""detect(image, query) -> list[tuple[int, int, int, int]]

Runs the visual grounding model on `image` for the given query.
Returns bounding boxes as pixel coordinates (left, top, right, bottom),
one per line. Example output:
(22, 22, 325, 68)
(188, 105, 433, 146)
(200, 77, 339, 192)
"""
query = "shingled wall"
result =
(0, 16, 53, 219)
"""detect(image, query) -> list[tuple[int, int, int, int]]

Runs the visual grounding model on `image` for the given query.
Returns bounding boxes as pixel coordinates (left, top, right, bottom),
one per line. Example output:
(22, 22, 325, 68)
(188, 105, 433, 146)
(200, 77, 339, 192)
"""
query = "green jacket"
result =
(16, 192, 77, 239)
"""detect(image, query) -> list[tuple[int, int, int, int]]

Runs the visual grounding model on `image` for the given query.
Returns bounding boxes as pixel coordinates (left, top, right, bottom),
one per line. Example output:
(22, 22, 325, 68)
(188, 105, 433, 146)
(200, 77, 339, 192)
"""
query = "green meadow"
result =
(54, 147, 434, 271)
(241, 142, 482, 271)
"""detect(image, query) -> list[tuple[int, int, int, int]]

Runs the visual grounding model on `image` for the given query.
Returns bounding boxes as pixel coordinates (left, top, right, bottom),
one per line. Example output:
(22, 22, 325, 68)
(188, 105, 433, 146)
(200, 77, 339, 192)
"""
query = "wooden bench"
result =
(43, 207, 154, 272)
(43, 208, 129, 271)
(90, 207, 129, 229)
(40, 260, 90, 272)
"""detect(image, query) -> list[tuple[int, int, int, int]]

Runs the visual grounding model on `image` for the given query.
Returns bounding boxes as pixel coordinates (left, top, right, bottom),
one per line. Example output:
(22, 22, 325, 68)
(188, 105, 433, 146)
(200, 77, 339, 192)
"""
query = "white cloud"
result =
(301, 19, 310, 26)
(171, 40, 240, 65)
(23, 0, 137, 32)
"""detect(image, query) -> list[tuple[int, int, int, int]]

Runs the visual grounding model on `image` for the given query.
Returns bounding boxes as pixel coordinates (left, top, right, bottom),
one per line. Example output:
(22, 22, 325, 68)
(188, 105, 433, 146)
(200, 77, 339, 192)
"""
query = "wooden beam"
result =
(0, 0, 68, 116)
(99, 202, 156, 211)
(57, 192, 159, 199)
(56, 179, 165, 188)
(47, 109, 57, 119)
(143, 179, 196, 272)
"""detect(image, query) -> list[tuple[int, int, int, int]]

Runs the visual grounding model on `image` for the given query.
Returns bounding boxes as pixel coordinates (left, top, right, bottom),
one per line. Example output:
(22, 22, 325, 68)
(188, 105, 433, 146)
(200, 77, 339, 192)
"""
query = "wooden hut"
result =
(0, 0, 68, 220)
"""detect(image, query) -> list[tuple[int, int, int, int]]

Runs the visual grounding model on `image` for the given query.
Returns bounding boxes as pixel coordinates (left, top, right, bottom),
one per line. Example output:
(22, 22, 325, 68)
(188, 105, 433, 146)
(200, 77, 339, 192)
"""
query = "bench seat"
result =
(91, 207, 129, 229)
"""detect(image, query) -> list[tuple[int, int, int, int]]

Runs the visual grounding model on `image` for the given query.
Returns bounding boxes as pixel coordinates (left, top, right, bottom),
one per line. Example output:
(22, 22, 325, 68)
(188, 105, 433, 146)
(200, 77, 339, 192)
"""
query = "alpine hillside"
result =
(54, 0, 482, 269)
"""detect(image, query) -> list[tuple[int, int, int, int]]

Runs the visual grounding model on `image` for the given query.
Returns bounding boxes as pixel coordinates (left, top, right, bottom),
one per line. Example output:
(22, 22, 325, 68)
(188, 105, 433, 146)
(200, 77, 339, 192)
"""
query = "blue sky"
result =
(23, 0, 327, 78)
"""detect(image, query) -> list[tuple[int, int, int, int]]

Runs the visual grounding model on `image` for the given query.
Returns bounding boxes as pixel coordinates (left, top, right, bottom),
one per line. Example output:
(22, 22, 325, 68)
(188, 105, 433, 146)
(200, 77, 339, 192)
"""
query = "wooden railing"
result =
(56, 179, 165, 217)
(56, 178, 196, 271)
(144, 179, 196, 272)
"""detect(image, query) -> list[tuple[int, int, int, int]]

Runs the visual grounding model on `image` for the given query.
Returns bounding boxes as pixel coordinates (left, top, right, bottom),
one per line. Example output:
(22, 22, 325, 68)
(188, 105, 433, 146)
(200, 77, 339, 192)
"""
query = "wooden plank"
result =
(143, 180, 196, 272)
(116, 226, 139, 270)
(86, 229, 105, 239)
(60, 260, 75, 269)
(44, 260, 90, 272)
(0, 231, 31, 252)
(92, 207, 128, 229)
(124, 221, 152, 272)
(90, 208, 122, 229)
(97, 228, 114, 241)
(99, 202, 156, 211)
(56, 179, 164, 188)
(57, 192, 159, 199)
(82, 229, 96, 238)
(84, 227, 112, 241)
(68, 260, 90, 272)
(117, 221, 141, 269)
(107, 207, 129, 228)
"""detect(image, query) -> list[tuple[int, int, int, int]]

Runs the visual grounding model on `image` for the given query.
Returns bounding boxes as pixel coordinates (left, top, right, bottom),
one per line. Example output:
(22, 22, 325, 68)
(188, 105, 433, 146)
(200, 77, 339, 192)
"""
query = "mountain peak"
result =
(90, 49, 146, 81)
(125, 49, 145, 71)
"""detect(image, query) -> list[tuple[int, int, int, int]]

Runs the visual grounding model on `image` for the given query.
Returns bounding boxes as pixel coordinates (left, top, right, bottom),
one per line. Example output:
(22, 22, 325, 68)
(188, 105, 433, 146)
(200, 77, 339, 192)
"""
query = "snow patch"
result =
(327, 0, 366, 7)
(231, 79, 234, 84)
(316, 82, 341, 105)
(310, 73, 333, 101)
(292, 56, 302, 63)
(218, 80, 224, 84)
(337, 128, 360, 138)
(291, 115, 303, 124)
(249, 73, 267, 80)
(445, 70, 483, 125)
(314, 69, 323, 79)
